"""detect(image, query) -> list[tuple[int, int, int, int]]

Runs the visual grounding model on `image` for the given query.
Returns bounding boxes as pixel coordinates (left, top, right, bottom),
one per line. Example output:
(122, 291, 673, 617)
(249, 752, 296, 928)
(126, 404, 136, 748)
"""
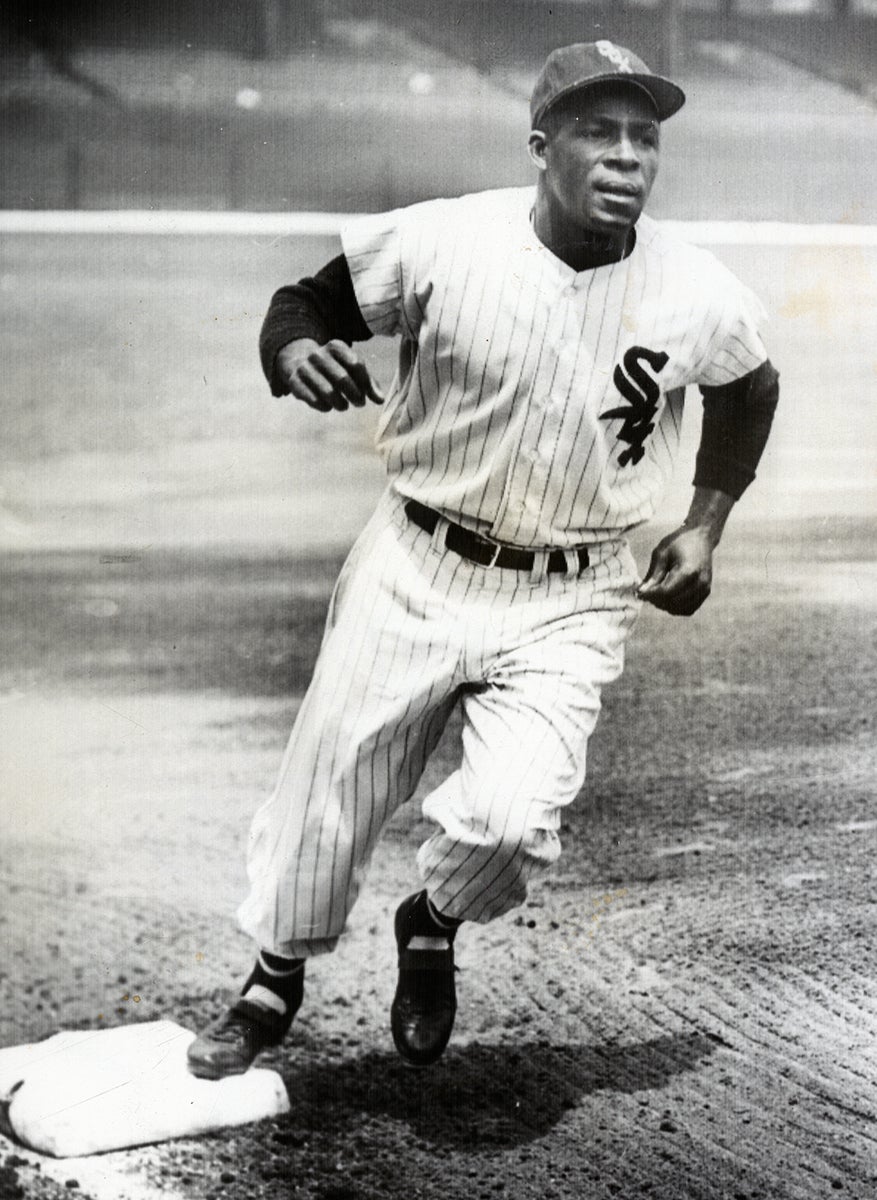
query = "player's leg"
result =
(421, 571, 637, 920)
(421, 622, 623, 921)
(392, 548, 639, 1064)
(236, 500, 465, 958)
(189, 492, 464, 1076)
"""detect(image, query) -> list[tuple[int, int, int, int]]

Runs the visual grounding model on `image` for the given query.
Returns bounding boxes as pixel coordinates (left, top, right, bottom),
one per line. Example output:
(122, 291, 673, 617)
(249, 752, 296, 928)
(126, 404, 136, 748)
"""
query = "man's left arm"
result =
(638, 359, 779, 616)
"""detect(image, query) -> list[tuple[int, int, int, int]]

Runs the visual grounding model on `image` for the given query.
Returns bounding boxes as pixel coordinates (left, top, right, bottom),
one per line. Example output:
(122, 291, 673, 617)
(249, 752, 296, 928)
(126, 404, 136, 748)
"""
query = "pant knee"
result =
(492, 825, 561, 905)
(492, 809, 562, 865)
(422, 821, 561, 923)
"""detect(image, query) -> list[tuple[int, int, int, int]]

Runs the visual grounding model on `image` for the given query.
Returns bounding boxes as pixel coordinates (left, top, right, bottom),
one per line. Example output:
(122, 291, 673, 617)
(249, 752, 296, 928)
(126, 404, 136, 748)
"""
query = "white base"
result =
(0, 1021, 290, 1158)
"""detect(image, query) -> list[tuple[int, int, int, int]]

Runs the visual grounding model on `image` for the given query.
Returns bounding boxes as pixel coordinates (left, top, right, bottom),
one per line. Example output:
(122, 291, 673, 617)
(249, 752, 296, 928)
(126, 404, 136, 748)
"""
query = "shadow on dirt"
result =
(277, 1033, 722, 1149)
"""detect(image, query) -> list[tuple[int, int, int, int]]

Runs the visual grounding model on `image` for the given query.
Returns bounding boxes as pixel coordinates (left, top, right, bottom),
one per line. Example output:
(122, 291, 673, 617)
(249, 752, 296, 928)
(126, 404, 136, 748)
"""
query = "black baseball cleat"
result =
(390, 891, 459, 1067)
(187, 961, 304, 1080)
(186, 999, 290, 1080)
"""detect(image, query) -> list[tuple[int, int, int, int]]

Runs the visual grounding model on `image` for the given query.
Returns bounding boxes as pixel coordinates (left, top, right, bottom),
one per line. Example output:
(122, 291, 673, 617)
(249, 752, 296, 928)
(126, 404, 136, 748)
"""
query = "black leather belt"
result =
(405, 499, 589, 574)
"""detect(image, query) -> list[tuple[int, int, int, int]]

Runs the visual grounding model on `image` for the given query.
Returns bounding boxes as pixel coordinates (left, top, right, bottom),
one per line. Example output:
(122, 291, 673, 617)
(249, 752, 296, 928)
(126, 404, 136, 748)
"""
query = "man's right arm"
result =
(259, 255, 384, 412)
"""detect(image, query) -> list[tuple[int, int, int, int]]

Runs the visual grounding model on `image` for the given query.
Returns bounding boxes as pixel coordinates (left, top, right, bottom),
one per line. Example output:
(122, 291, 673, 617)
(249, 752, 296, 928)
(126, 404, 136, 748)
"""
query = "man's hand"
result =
(636, 525, 714, 616)
(636, 486, 736, 617)
(275, 338, 385, 412)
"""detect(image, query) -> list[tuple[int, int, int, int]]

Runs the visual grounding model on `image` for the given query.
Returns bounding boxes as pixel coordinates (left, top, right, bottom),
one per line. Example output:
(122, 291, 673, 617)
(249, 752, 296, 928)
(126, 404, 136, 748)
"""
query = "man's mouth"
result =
(596, 182, 641, 198)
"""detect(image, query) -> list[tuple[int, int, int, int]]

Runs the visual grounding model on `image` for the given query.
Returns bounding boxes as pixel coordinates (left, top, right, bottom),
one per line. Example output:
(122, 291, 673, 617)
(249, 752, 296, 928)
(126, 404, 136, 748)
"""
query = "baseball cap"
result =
(530, 41, 686, 128)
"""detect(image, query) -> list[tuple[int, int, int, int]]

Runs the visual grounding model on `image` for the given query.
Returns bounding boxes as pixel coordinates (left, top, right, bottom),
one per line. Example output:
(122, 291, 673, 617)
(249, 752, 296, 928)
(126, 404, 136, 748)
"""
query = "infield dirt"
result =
(1, 520, 876, 1199)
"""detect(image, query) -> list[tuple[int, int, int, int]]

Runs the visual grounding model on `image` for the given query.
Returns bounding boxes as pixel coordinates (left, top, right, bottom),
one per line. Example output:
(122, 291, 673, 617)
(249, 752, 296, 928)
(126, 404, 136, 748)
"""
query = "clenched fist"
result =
(637, 525, 714, 616)
(275, 338, 385, 412)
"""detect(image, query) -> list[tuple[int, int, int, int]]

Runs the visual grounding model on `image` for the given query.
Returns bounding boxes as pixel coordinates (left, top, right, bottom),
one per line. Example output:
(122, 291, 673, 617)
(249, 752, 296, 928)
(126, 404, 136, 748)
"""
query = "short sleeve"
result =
(341, 210, 405, 337)
(341, 201, 439, 340)
(694, 264, 769, 388)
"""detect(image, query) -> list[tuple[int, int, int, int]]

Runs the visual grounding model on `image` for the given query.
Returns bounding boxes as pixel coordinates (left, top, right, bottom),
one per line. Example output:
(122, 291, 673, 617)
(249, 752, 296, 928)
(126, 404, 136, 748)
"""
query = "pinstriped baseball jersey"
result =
(342, 186, 768, 548)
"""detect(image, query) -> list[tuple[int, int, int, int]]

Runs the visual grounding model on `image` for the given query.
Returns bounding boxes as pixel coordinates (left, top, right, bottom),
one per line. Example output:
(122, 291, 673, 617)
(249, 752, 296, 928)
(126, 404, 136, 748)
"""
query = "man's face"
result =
(531, 84, 661, 236)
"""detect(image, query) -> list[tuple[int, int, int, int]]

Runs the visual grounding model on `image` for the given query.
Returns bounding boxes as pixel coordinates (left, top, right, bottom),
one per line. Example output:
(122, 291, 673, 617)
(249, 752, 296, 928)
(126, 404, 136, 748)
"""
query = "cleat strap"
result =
(398, 947, 455, 971)
(230, 997, 292, 1040)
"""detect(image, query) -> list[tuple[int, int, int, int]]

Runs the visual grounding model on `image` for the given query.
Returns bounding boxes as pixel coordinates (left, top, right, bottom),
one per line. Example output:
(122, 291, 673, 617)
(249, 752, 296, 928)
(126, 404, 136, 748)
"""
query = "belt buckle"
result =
(481, 538, 502, 568)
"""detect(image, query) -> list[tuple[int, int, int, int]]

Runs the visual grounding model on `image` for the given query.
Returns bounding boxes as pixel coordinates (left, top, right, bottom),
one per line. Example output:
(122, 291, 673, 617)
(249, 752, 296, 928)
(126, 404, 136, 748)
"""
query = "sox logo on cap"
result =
(595, 40, 634, 73)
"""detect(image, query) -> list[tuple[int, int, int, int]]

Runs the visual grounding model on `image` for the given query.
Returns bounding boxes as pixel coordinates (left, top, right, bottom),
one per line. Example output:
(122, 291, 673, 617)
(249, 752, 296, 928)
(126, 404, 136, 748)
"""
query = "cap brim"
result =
(532, 72, 686, 127)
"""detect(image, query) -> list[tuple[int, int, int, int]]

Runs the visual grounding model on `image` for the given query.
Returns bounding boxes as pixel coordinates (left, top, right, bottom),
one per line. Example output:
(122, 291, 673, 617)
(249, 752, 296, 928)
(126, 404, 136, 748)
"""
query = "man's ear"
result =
(527, 130, 548, 171)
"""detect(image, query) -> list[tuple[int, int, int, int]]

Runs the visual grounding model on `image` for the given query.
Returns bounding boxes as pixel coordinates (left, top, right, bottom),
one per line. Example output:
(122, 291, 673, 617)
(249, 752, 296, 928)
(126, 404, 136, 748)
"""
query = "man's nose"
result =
(606, 131, 640, 167)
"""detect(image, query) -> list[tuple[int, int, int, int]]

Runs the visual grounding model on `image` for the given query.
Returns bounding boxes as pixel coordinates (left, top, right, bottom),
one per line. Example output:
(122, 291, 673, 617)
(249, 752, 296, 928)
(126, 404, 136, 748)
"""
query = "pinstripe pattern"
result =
(343, 187, 768, 547)
(238, 187, 770, 956)
(238, 489, 640, 955)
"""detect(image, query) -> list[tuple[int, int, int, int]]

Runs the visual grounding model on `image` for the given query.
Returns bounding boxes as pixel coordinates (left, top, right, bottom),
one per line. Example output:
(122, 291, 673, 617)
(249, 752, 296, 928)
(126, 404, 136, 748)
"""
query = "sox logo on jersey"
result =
(601, 346, 670, 466)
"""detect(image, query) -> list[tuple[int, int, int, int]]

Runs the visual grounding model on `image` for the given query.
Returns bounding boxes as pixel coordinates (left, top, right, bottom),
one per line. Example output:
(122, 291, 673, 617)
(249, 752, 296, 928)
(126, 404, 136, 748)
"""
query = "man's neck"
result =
(531, 201, 634, 272)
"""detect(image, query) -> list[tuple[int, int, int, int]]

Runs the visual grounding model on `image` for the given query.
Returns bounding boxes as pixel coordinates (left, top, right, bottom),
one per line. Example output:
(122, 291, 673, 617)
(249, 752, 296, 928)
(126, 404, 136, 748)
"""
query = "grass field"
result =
(1, 230, 874, 557)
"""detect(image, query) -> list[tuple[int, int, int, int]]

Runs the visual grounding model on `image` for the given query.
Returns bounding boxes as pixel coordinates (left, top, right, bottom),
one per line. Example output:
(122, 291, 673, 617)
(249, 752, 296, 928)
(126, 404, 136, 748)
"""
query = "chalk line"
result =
(2, 210, 876, 245)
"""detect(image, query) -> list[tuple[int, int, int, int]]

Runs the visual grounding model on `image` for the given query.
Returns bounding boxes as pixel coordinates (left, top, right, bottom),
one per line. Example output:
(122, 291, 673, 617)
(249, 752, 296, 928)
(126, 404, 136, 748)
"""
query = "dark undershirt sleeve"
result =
(259, 254, 372, 396)
(693, 359, 780, 499)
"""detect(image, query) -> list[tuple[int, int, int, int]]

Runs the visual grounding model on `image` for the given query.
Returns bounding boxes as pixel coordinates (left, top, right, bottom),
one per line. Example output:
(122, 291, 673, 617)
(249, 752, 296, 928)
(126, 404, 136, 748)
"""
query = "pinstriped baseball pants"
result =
(237, 487, 641, 958)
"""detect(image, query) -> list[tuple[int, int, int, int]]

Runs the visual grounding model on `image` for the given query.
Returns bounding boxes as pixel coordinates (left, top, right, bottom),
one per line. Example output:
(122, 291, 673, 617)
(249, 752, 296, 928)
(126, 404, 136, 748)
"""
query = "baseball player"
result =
(188, 41, 779, 1079)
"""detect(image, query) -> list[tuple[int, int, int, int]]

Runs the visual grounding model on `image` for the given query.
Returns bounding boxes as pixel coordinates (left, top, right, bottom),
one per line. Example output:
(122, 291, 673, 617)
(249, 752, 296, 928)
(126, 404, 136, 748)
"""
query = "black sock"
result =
(241, 951, 305, 1015)
(405, 890, 462, 942)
